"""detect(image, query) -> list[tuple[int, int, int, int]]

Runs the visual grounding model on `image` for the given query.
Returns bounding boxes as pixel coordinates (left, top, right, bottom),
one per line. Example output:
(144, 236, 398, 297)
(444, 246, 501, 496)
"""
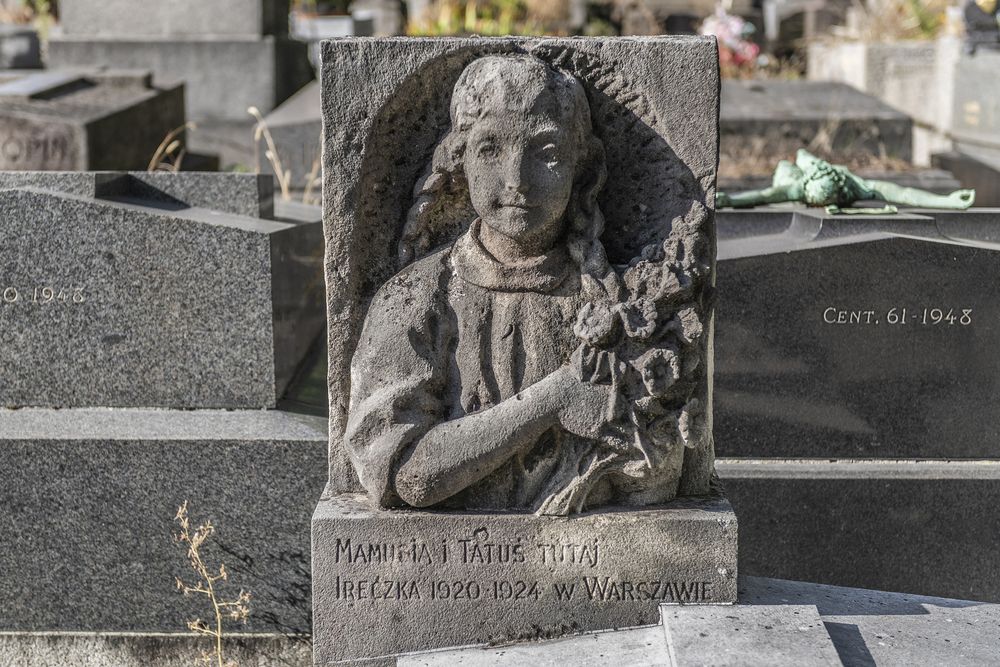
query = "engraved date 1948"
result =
(823, 307, 972, 326)
(2, 286, 86, 304)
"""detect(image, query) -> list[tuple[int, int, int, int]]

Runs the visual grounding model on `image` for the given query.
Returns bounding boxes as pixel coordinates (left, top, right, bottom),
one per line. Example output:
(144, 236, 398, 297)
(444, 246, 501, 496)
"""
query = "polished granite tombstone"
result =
(0, 172, 324, 408)
(0, 171, 328, 662)
(0, 70, 184, 171)
(713, 206, 1000, 601)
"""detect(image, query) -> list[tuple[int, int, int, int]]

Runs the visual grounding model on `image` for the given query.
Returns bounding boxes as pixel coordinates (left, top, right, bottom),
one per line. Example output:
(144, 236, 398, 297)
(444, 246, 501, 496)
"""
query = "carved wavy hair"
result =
(398, 54, 622, 301)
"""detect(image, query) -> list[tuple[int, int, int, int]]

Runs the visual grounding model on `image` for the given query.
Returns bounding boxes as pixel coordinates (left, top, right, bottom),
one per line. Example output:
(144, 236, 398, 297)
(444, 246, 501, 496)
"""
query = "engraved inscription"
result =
(0, 120, 78, 171)
(1, 286, 86, 305)
(327, 531, 715, 606)
(822, 306, 973, 327)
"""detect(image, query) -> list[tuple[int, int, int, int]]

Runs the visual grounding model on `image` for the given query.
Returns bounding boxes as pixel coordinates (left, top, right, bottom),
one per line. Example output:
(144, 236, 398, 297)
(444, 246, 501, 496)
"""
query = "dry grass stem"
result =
(248, 106, 292, 201)
(148, 122, 197, 173)
(175, 501, 251, 667)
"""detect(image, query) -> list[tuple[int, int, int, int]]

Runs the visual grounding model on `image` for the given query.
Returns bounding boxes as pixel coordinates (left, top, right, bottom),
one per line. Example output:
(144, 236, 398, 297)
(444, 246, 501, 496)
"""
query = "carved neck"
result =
(478, 217, 565, 265)
(451, 219, 572, 293)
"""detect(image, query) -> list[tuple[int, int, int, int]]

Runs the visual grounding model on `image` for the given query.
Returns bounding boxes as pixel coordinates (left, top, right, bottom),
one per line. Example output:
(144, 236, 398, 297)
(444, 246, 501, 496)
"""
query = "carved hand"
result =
(541, 366, 622, 441)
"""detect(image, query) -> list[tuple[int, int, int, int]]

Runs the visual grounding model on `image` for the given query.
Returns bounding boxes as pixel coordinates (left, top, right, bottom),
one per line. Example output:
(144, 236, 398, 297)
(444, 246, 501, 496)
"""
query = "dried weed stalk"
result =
(148, 122, 196, 173)
(249, 106, 292, 201)
(175, 501, 251, 667)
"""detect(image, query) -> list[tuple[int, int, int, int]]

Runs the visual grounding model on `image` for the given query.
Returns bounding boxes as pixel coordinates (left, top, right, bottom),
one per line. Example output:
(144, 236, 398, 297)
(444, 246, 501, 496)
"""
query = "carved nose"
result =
(503, 154, 531, 194)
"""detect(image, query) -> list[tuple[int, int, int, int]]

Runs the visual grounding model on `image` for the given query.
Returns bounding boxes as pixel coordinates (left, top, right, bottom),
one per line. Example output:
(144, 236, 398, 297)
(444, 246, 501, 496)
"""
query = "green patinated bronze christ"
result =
(717, 149, 976, 213)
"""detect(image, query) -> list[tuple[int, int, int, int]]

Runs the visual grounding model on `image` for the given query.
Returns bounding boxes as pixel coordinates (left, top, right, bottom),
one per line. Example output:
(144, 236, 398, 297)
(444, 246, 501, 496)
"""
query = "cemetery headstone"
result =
(0, 70, 184, 171)
(713, 206, 1000, 601)
(312, 36, 733, 665)
(0, 171, 325, 407)
(0, 171, 329, 661)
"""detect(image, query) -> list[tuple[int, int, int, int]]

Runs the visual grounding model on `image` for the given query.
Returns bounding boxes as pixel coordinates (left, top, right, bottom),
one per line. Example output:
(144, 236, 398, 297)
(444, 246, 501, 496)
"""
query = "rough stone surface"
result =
(313, 493, 736, 665)
(58, 0, 290, 37)
(0, 178, 324, 408)
(0, 69, 184, 171)
(714, 207, 1000, 459)
(0, 408, 327, 634)
(321, 36, 720, 502)
(262, 80, 321, 192)
(316, 36, 721, 664)
(0, 24, 41, 69)
(720, 460, 1000, 602)
(661, 604, 840, 666)
(47, 37, 313, 122)
(720, 80, 913, 165)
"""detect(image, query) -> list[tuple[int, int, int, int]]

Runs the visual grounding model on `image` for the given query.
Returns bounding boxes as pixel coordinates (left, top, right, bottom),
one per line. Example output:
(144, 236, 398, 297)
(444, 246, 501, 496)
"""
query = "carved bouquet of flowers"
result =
(538, 202, 713, 515)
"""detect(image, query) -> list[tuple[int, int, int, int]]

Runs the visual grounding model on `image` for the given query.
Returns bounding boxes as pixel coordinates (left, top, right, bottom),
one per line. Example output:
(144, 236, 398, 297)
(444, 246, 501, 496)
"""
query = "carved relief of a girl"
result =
(346, 54, 713, 515)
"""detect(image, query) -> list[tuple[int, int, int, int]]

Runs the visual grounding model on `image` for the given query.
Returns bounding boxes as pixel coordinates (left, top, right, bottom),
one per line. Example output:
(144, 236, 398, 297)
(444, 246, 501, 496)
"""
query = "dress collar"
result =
(450, 219, 571, 293)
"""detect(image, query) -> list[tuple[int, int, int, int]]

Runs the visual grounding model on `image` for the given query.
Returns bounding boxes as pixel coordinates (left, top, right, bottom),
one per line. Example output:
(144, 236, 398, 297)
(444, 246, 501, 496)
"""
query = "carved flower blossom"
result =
(574, 302, 619, 346)
(635, 348, 680, 397)
(620, 297, 657, 339)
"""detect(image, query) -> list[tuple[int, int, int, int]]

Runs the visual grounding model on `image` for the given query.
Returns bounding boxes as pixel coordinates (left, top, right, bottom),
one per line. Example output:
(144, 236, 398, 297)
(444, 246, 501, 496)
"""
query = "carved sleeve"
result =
(344, 254, 451, 507)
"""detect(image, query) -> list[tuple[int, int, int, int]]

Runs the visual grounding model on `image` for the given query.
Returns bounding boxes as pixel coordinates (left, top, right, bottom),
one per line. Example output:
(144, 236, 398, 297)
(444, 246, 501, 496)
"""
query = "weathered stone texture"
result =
(313, 493, 736, 664)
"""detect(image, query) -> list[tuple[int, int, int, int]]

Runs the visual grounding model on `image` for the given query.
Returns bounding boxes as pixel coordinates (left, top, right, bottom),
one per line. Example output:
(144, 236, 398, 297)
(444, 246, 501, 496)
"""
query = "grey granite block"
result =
(720, 459, 1000, 602)
(48, 36, 313, 122)
(312, 494, 736, 665)
(0, 69, 184, 171)
(0, 634, 310, 667)
(58, 0, 290, 38)
(0, 24, 41, 69)
(720, 80, 913, 165)
(0, 183, 324, 408)
(0, 407, 327, 634)
(714, 207, 1000, 459)
(0, 171, 276, 218)
(661, 604, 840, 666)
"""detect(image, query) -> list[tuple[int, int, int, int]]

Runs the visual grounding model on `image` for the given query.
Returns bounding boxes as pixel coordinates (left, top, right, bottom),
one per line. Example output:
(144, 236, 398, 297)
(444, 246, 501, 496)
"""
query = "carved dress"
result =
(346, 219, 592, 511)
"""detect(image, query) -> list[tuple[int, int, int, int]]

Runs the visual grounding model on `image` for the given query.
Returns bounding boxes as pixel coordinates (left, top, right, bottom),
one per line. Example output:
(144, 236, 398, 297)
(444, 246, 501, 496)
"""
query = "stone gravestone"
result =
(312, 36, 733, 665)
(713, 207, 1000, 602)
(0, 70, 184, 171)
(49, 0, 311, 123)
(0, 172, 328, 662)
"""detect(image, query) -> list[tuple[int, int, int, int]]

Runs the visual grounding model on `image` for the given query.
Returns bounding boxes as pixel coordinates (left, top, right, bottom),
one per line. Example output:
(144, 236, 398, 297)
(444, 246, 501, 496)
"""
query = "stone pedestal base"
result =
(311, 493, 737, 665)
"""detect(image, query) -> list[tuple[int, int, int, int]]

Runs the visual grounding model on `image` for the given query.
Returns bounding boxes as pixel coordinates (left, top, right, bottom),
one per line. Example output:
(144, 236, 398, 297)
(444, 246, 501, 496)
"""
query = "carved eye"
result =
(539, 143, 559, 166)
(476, 141, 500, 160)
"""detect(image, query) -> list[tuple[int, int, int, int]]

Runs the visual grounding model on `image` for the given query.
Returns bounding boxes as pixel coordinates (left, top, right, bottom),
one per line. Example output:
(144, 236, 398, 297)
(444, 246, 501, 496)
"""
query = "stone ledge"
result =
(312, 493, 737, 665)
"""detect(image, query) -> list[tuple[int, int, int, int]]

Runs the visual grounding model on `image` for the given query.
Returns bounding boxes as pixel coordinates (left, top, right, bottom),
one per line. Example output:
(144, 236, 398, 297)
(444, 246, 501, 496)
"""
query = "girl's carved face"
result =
(463, 87, 582, 256)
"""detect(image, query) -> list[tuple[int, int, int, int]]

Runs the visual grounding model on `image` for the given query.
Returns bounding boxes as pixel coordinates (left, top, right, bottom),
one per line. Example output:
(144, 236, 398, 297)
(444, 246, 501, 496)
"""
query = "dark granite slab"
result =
(721, 460, 1000, 603)
(0, 177, 324, 409)
(715, 207, 1000, 459)
(0, 407, 326, 634)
